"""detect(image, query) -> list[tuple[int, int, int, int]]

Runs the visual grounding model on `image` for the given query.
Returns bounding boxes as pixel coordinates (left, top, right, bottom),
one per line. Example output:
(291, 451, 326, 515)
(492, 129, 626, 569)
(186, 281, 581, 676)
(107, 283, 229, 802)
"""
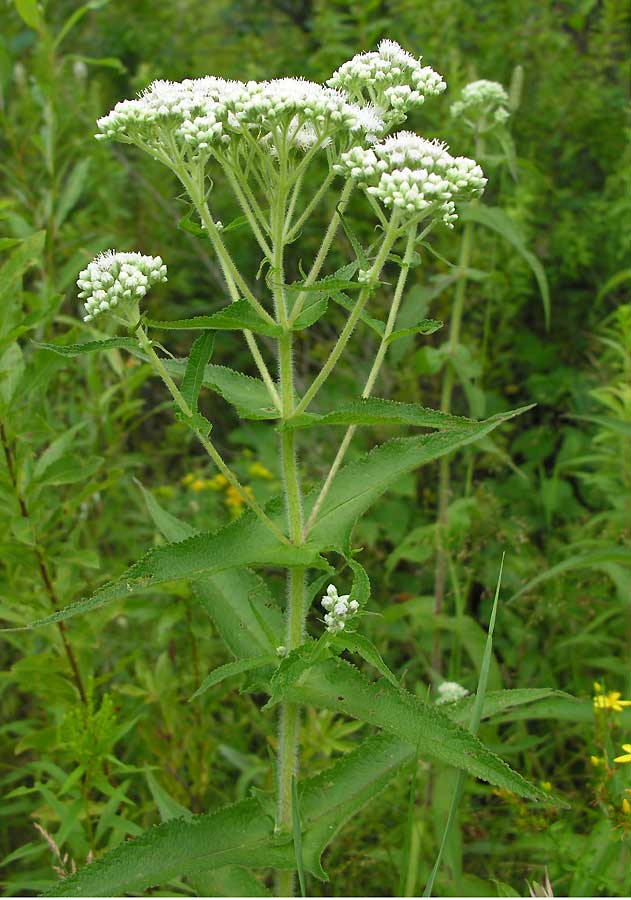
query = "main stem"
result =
(432, 218, 474, 674)
(273, 174, 306, 897)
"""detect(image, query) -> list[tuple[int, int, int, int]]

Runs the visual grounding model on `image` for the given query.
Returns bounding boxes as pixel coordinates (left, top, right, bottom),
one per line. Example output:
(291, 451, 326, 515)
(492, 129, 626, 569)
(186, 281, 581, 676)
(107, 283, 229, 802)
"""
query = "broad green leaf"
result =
(279, 398, 481, 432)
(137, 482, 284, 658)
(190, 655, 277, 701)
(14, 0, 42, 29)
(333, 631, 398, 686)
(460, 205, 550, 327)
(181, 333, 215, 412)
(445, 688, 570, 726)
(292, 296, 328, 330)
(146, 300, 281, 337)
(35, 337, 139, 356)
(48, 732, 414, 895)
(165, 359, 278, 420)
(178, 206, 205, 237)
(285, 657, 553, 802)
(6, 505, 322, 631)
(306, 406, 532, 549)
(508, 546, 631, 604)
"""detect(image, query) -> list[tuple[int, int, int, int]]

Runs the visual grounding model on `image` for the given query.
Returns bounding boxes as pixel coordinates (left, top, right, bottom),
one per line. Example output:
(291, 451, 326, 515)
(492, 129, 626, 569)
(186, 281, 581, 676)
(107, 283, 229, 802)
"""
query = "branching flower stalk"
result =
(72, 42, 492, 896)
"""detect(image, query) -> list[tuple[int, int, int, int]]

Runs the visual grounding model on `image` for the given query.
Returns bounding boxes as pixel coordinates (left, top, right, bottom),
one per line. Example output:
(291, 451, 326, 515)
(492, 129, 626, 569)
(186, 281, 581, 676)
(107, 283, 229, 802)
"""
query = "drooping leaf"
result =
(190, 655, 277, 702)
(332, 631, 398, 686)
(306, 407, 532, 549)
(144, 768, 193, 822)
(385, 318, 443, 344)
(35, 337, 139, 356)
(146, 300, 281, 337)
(445, 688, 570, 726)
(137, 483, 284, 659)
(460, 205, 550, 327)
(284, 657, 554, 803)
(279, 398, 481, 432)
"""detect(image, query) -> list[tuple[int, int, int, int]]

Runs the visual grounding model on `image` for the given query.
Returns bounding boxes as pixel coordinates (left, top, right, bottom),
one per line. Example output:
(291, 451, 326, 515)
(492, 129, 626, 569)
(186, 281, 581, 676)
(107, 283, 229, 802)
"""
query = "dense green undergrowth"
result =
(1, 1, 629, 896)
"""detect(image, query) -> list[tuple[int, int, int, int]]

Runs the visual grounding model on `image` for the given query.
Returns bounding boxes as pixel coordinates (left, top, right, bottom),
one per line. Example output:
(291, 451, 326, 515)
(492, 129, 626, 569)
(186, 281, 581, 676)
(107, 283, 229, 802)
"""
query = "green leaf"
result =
(191, 867, 272, 897)
(285, 657, 552, 802)
(14, 0, 42, 29)
(190, 655, 277, 702)
(144, 768, 193, 822)
(291, 296, 329, 330)
(333, 631, 398, 686)
(165, 359, 278, 420)
(286, 262, 359, 299)
(181, 333, 215, 412)
(35, 337, 139, 356)
(336, 208, 369, 268)
(32, 424, 88, 481)
(6, 505, 323, 631)
(0, 231, 45, 334)
(460, 205, 550, 327)
(46, 733, 414, 895)
(178, 206, 205, 237)
(507, 546, 631, 604)
(292, 777, 307, 897)
(385, 318, 443, 344)
(444, 688, 570, 726)
(331, 291, 384, 336)
(306, 407, 532, 549)
(146, 300, 281, 337)
(279, 398, 481, 432)
(137, 483, 284, 659)
(55, 159, 91, 228)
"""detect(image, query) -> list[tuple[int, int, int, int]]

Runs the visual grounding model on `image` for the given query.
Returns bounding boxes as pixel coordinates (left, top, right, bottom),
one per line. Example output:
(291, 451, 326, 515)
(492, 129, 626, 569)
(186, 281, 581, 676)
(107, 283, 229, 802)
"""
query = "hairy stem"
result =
(303, 227, 418, 537)
(135, 327, 288, 544)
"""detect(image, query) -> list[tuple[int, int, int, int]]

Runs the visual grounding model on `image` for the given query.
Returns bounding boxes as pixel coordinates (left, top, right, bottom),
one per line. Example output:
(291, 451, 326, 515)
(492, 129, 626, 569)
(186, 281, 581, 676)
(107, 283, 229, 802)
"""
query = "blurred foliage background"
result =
(0, 0, 629, 895)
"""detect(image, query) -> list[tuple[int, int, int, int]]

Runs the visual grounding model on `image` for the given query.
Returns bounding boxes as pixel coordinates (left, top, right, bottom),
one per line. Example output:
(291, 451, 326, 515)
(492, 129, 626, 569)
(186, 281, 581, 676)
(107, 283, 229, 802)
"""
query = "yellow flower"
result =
(225, 485, 253, 514)
(248, 462, 273, 480)
(614, 744, 631, 764)
(190, 478, 207, 493)
(593, 691, 631, 712)
(623, 798, 631, 815)
(181, 473, 195, 486)
(593, 681, 602, 693)
(208, 474, 228, 491)
(590, 755, 603, 767)
(541, 781, 552, 791)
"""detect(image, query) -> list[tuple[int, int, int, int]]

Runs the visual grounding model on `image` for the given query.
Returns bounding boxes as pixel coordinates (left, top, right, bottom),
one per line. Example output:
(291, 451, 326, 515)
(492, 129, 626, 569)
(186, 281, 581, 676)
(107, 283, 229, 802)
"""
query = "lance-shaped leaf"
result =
(306, 406, 532, 548)
(35, 337, 139, 356)
(180, 333, 215, 411)
(190, 655, 278, 701)
(444, 688, 570, 726)
(6, 504, 322, 631)
(47, 732, 414, 896)
(146, 299, 281, 337)
(165, 359, 278, 420)
(282, 657, 554, 803)
(279, 398, 481, 432)
(138, 483, 283, 659)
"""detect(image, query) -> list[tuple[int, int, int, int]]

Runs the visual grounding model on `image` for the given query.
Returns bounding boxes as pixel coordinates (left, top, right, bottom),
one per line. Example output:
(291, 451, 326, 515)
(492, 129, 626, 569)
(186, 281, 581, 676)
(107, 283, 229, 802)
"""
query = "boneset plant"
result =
(22, 41, 562, 896)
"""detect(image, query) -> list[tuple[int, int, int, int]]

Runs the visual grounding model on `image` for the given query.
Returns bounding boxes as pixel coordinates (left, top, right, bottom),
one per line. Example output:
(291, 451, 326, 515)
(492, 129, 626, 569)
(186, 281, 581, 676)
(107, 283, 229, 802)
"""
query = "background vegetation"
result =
(1, 0, 629, 895)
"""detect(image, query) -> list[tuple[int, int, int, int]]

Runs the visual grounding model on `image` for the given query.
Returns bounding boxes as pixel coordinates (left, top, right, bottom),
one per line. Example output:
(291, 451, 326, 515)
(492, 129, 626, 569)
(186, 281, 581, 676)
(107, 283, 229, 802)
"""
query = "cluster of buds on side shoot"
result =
(436, 681, 469, 704)
(450, 79, 510, 133)
(77, 251, 167, 323)
(321, 584, 359, 633)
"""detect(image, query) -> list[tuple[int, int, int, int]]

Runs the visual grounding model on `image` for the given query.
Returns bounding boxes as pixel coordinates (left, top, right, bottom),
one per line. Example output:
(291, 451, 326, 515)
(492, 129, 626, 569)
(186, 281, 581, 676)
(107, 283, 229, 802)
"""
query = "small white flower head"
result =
(450, 79, 510, 131)
(96, 77, 242, 160)
(321, 584, 358, 634)
(231, 78, 384, 152)
(276, 645, 287, 657)
(335, 131, 486, 226)
(436, 681, 469, 704)
(328, 40, 446, 123)
(77, 251, 167, 323)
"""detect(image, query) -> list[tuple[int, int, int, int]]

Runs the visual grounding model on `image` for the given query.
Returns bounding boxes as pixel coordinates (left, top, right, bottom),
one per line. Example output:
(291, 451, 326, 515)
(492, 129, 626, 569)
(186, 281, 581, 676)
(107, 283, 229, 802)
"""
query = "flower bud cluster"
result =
(436, 681, 469, 704)
(335, 132, 486, 226)
(321, 584, 359, 634)
(328, 40, 445, 119)
(450, 80, 510, 128)
(77, 251, 167, 322)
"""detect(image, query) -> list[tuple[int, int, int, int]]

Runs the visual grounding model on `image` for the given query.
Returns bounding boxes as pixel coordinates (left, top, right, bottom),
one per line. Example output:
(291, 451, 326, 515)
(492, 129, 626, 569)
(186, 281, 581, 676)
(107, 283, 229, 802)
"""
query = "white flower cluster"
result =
(77, 251, 167, 322)
(96, 75, 382, 160)
(450, 79, 510, 127)
(335, 132, 486, 226)
(436, 681, 469, 704)
(328, 40, 445, 119)
(321, 584, 359, 634)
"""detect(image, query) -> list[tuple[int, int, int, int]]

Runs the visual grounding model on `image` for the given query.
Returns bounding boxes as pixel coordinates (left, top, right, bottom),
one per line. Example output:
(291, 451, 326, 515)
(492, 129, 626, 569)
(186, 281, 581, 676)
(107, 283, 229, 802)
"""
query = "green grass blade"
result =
(292, 776, 307, 898)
